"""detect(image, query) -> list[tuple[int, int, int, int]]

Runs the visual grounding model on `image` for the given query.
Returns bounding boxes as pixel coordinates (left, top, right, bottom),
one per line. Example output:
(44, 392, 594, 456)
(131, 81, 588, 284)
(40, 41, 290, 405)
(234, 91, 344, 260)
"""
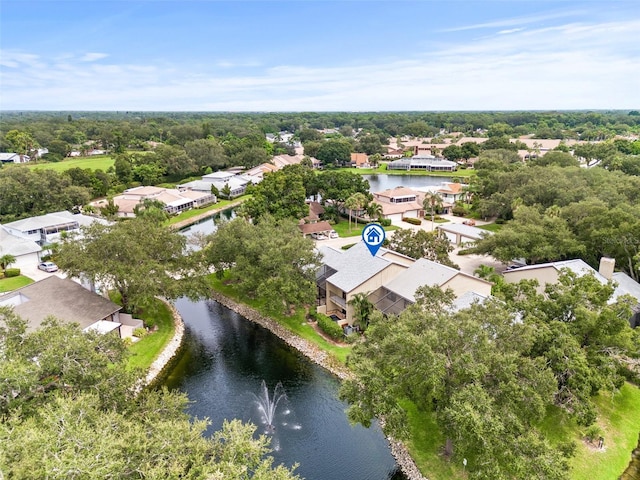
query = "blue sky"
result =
(1, 1, 639, 111)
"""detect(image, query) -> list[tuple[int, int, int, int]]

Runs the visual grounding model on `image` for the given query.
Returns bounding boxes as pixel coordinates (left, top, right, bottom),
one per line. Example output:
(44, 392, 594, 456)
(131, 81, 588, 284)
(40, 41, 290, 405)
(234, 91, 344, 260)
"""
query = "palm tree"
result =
(366, 202, 383, 222)
(348, 292, 374, 331)
(422, 192, 443, 231)
(345, 192, 367, 231)
(0, 254, 16, 270)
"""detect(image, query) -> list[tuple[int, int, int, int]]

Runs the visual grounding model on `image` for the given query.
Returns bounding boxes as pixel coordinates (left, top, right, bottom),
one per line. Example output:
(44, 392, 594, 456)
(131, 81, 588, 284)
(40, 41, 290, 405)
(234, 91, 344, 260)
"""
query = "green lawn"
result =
(28, 155, 114, 172)
(477, 222, 504, 232)
(331, 219, 398, 238)
(0, 275, 34, 293)
(125, 298, 175, 371)
(566, 383, 640, 480)
(401, 383, 640, 480)
(208, 274, 351, 364)
(400, 399, 466, 479)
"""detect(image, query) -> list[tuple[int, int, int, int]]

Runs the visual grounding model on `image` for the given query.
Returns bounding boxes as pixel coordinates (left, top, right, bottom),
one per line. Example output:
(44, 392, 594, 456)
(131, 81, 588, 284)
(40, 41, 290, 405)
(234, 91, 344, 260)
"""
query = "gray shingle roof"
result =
(0, 226, 41, 256)
(0, 276, 121, 331)
(383, 258, 459, 302)
(321, 242, 393, 293)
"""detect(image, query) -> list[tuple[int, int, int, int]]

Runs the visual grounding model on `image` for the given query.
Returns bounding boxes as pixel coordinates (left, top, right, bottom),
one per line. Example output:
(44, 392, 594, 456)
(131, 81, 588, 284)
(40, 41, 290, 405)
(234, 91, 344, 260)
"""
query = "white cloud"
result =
(440, 10, 585, 32)
(497, 28, 525, 35)
(80, 52, 109, 62)
(2, 18, 639, 110)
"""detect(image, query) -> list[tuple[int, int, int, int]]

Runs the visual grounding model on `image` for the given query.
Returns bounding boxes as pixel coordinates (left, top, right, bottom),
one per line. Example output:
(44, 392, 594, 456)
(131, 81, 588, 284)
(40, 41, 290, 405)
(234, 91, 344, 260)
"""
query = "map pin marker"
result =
(362, 223, 385, 256)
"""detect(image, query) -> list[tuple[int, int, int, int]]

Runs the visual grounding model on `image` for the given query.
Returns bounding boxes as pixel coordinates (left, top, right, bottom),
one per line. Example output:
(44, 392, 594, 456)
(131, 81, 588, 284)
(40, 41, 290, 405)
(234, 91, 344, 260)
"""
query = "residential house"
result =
(3, 211, 110, 245)
(387, 155, 457, 172)
(0, 276, 142, 338)
(0, 226, 42, 269)
(179, 171, 250, 199)
(316, 242, 492, 325)
(503, 257, 640, 327)
(316, 243, 409, 324)
(93, 186, 215, 217)
(0, 152, 29, 164)
(437, 223, 493, 246)
(369, 258, 492, 316)
(372, 187, 423, 222)
(350, 153, 370, 168)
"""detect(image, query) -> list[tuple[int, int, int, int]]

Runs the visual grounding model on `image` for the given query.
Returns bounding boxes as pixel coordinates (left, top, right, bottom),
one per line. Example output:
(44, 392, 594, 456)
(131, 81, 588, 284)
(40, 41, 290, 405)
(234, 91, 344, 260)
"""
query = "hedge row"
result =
(402, 217, 422, 225)
(317, 314, 344, 340)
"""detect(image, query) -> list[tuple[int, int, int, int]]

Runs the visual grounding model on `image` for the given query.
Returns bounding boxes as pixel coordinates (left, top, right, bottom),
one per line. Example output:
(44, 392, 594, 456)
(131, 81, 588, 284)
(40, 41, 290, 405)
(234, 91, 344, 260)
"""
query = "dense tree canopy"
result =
(205, 216, 321, 314)
(239, 165, 310, 221)
(55, 216, 208, 313)
(0, 309, 300, 480)
(387, 229, 456, 267)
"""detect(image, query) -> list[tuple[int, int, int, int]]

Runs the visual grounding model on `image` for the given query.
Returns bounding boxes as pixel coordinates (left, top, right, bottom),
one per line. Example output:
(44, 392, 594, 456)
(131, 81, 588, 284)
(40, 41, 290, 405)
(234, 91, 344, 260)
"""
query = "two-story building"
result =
(372, 187, 424, 222)
(316, 242, 492, 325)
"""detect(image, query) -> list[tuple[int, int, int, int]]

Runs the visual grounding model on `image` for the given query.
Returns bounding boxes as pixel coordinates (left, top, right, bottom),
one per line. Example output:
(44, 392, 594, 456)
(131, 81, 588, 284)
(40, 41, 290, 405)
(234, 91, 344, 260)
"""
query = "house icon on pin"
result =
(366, 227, 381, 243)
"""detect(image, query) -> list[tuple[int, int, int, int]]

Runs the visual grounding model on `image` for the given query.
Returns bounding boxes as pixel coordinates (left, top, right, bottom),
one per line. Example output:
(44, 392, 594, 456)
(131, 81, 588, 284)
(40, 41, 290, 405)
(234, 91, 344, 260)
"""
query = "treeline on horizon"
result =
(2, 110, 640, 144)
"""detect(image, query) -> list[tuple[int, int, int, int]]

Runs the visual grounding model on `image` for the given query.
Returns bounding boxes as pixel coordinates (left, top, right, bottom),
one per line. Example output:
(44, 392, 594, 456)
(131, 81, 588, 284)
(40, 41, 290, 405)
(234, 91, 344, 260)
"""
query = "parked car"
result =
(462, 219, 476, 226)
(315, 233, 328, 240)
(329, 230, 339, 238)
(38, 261, 59, 272)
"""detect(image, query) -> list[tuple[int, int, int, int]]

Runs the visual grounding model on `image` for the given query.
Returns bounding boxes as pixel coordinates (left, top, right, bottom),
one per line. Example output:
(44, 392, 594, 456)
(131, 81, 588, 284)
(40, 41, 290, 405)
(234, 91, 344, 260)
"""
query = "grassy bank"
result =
(125, 298, 175, 371)
(165, 195, 249, 227)
(208, 274, 351, 364)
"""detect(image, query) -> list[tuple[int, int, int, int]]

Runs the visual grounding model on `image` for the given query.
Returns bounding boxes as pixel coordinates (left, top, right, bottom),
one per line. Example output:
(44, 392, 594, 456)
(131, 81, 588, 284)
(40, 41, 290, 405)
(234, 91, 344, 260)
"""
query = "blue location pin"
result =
(362, 223, 385, 256)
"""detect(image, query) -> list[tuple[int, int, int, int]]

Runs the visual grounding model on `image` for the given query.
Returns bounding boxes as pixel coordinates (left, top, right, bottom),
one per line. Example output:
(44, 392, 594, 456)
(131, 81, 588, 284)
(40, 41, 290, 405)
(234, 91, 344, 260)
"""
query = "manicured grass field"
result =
(331, 219, 398, 238)
(0, 275, 34, 293)
(125, 298, 175, 371)
(208, 274, 351, 364)
(28, 155, 114, 172)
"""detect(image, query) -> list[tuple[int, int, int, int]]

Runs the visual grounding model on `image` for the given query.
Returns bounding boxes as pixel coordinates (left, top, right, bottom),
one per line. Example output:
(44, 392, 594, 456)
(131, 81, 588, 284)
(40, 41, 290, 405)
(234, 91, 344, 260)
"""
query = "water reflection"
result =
(163, 298, 405, 480)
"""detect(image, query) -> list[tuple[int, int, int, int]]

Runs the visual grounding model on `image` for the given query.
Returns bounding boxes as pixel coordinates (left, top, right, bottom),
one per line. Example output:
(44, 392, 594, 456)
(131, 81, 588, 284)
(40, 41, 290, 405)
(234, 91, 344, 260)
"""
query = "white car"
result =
(38, 261, 59, 272)
(329, 230, 339, 239)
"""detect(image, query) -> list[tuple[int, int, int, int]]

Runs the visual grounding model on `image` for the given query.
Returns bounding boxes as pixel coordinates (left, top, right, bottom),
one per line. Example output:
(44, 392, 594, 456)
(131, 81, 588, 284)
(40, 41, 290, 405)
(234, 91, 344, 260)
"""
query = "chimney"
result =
(598, 257, 615, 280)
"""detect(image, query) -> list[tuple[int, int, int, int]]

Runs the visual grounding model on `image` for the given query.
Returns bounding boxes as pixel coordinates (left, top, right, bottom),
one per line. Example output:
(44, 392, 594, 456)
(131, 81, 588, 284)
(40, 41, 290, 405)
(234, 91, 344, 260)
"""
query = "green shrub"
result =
(402, 217, 422, 225)
(344, 332, 360, 344)
(452, 204, 466, 216)
(379, 218, 392, 227)
(341, 243, 357, 250)
(584, 425, 603, 443)
(4, 268, 20, 278)
(133, 327, 148, 338)
(317, 315, 344, 340)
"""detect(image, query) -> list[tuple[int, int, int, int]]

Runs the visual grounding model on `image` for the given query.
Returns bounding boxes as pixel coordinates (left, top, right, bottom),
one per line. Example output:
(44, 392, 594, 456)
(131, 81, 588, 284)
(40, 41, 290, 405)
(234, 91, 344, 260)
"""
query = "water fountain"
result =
(252, 380, 288, 435)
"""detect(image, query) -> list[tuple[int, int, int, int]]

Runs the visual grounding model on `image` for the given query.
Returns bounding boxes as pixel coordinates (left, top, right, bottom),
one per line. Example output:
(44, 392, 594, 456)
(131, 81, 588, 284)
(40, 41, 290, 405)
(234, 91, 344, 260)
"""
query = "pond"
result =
(363, 174, 452, 192)
(163, 298, 405, 480)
